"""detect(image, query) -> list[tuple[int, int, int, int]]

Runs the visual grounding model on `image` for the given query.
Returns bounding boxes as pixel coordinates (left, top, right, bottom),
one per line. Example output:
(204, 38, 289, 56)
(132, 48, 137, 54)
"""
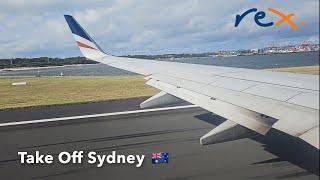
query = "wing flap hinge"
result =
(140, 91, 184, 109)
(200, 120, 253, 145)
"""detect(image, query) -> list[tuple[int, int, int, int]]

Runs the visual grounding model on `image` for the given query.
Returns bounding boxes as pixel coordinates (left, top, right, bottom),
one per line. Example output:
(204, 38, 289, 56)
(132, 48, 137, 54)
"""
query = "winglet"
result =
(64, 15, 106, 60)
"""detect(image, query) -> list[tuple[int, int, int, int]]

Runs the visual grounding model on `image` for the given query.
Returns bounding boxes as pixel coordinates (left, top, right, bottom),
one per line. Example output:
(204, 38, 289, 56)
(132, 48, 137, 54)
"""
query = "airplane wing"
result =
(64, 15, 319, 149)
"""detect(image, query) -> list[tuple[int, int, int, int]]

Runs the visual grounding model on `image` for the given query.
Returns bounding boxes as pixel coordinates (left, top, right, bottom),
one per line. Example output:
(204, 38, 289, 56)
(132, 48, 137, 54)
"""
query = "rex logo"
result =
(235, 8, 304, 30)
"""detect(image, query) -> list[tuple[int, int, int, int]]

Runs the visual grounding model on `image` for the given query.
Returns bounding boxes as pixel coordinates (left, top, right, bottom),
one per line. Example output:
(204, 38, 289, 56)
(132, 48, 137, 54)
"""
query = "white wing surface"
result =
(64, 15, 319, 149)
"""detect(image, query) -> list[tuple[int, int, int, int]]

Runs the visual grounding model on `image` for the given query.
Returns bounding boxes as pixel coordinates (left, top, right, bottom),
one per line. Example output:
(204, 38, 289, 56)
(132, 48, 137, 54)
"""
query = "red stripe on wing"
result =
(76, 41, 97, 50)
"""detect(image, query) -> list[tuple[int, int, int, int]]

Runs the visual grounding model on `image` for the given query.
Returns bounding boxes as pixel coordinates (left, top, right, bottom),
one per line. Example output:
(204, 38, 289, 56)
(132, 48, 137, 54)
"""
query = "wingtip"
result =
(64, 14, 72, 18)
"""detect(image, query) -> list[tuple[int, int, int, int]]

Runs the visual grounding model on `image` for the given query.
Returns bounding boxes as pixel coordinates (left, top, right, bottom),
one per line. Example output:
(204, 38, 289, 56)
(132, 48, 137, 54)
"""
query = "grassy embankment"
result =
(267, 65, 319, 74)
(0, 65, 318, 110)
(0, 76, 158, 110)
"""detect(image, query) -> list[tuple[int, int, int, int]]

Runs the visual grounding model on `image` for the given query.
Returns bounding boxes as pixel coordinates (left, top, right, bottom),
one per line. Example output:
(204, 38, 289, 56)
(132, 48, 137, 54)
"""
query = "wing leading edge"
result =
(64, 15, 319, 149)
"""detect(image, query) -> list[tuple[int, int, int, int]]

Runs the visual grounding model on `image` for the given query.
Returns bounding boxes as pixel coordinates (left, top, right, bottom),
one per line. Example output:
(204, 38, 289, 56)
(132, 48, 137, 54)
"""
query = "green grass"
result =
(0, 76, 158, 110)
(267, 65, 319, 74)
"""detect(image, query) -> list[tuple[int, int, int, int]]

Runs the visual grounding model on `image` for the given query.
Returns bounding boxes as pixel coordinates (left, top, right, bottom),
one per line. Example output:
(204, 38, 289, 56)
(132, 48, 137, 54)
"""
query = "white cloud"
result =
(0, 0, 318, 58)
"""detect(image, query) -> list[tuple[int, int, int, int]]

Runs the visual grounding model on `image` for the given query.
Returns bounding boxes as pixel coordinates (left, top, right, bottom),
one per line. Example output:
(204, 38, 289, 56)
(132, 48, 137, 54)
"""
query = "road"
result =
(0, 98, 318, 180)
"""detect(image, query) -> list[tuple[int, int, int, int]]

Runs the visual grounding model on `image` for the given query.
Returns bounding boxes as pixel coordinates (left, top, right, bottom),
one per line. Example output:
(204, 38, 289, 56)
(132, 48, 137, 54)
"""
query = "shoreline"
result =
(214, 50, 319, 58)
(0, 63, 98, 71)
(1, 65, 319, 75)
(1, 51, 318, 71)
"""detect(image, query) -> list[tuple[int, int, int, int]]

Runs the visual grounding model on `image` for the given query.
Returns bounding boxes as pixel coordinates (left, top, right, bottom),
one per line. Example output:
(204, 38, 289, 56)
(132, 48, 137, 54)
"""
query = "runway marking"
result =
(0, 105, 197, 127)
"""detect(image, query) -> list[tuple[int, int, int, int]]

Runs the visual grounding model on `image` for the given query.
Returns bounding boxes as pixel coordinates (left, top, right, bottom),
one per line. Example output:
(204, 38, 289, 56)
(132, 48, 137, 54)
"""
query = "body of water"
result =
(0, 52, 318, 76)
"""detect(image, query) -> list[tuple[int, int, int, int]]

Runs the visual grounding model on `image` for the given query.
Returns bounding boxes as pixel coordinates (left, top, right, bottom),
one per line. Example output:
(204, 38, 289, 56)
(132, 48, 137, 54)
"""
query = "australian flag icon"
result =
(151, 152, 169, 164)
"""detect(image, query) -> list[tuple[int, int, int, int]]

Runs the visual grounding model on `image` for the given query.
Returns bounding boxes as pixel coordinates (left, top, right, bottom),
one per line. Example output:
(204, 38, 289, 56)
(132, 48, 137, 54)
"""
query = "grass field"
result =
(0, 65, 318, 110)
(0, 76, 158, 110)
(267, 65, 319, 74)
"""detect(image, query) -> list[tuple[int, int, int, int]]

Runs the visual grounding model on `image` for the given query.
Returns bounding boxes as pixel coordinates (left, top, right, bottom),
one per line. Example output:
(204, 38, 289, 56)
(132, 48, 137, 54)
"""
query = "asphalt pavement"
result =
(0, 98, 318, 180)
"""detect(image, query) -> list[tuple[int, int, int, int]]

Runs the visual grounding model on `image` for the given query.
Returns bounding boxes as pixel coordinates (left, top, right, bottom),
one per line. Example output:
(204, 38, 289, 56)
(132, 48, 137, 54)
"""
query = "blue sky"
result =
(0, 0, 319, 58)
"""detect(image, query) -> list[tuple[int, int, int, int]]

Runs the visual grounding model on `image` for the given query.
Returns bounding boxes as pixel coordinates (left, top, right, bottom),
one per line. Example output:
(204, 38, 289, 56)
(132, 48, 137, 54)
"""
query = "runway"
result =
(0, 98, 318, 180)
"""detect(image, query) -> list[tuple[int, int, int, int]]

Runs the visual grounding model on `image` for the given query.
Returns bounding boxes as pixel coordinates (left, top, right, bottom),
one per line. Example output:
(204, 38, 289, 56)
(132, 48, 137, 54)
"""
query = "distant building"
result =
(258, 49, 264, 54)
(250, 48, 259, 54)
